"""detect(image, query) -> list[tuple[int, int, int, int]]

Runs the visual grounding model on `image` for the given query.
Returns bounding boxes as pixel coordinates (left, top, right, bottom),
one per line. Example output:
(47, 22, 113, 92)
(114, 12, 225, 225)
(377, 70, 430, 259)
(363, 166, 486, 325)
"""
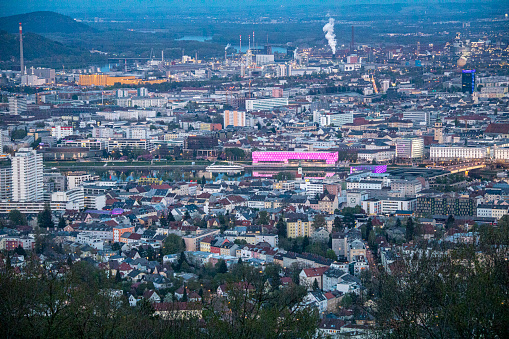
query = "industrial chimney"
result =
(351, 26, 354, 52)
(19, 22, 24, 76)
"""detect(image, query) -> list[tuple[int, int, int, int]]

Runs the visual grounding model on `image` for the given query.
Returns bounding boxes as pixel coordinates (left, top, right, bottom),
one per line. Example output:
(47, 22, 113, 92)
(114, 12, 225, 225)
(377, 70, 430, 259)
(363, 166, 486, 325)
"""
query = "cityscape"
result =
(0, 0, 508, 338)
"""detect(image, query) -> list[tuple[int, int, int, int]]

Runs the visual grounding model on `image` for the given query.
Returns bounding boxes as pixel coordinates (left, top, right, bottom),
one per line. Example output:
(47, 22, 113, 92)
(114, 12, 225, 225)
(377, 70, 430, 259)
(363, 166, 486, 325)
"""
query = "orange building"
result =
(78, 74, 166, 87)
(223, 110, 246, 127)
(114, 225, 135, 243)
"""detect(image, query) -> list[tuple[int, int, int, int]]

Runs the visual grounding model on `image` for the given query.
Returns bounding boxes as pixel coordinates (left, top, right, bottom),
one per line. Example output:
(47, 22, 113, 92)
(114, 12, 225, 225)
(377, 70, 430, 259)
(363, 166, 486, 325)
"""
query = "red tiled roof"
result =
(486, 123, 509, 134)
(302, 266, 329, 277)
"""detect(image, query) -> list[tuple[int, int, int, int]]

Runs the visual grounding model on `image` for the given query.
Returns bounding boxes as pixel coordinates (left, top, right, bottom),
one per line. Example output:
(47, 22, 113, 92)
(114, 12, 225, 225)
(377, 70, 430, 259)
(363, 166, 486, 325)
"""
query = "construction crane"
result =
(371, 75, 378, 94)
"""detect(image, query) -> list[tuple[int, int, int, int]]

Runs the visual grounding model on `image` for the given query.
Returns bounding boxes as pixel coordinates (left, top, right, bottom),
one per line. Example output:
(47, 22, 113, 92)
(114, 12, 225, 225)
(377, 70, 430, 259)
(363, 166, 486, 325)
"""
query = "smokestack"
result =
(249, 35, 251, 50)
(19, 22, 24, 76)
(253, 31, 255, 51)
(240, 35, 242, 54)
(162, 50, 164, 62)
(351, 26, 354, 52)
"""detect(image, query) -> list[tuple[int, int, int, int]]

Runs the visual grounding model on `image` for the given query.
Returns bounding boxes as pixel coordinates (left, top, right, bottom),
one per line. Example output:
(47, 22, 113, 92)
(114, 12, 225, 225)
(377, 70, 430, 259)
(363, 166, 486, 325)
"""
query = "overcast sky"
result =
(0, 0, 492, 17)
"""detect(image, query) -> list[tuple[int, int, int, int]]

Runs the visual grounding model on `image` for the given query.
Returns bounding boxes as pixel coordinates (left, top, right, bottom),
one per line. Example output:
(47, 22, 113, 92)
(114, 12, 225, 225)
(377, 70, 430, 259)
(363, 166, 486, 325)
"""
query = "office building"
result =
(245, 97, 288, 111)
(12, 148, 44, 202)
(223, 110, 246, 127)
(396, 137, 424, 159)
(402, 111, 431, 126)
(319, 113, 354, 127)
(462, 70, 476, 94)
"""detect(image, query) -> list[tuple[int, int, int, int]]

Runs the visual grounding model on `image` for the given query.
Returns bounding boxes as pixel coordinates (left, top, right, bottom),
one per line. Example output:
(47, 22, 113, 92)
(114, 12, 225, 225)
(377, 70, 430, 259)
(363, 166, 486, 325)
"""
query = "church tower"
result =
(434, 116, 443, 144)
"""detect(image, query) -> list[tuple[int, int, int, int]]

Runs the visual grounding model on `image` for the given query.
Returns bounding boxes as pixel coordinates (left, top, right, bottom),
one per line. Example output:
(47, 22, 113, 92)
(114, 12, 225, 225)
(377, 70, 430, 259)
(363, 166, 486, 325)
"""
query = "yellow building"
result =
(199, 240, 211, 252)
(138, 177, 163, 185)
(286, 215, 311, 238)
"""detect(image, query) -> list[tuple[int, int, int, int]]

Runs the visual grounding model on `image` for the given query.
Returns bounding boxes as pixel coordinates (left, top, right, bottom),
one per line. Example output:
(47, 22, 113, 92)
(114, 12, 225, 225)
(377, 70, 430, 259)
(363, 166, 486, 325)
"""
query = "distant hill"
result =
(0, 30, 104, 68)
(0, 11, 95, 34)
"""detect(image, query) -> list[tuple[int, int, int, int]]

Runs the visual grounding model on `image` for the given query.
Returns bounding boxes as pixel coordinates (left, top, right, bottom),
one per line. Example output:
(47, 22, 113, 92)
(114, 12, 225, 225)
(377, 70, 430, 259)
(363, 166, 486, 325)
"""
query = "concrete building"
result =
(12, 149, 43, 202)
(8, 96, 27, 115)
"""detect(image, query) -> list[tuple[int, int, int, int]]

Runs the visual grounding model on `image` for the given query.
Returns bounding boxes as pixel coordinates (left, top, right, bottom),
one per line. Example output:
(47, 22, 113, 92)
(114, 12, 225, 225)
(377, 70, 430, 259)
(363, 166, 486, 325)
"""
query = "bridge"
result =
(427, 162, 486, 175)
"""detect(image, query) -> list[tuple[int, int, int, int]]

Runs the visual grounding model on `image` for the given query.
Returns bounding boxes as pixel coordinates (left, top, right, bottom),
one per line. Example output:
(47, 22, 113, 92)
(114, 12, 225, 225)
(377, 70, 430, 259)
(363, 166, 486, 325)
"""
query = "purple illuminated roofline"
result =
(252, 151, 338, 164)
(350, 165, 387, 174)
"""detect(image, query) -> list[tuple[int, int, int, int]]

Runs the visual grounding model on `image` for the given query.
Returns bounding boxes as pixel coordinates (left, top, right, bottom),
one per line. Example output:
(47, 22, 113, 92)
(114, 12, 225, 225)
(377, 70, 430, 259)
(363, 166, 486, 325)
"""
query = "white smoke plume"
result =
(323, 17, 337, 54)
(225, 43, 231, 50)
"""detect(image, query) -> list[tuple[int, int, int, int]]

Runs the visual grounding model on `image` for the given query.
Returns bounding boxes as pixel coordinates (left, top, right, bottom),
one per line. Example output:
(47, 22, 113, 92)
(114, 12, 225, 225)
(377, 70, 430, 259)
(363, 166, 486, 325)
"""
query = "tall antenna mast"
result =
(19, 22, 24, 77)
(239, 35, 242, 54)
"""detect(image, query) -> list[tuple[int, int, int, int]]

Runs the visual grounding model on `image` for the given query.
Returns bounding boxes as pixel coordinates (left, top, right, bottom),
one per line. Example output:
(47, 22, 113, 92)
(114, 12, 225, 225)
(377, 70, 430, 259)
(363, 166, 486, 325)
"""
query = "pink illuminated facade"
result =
(252, 151, 338, 165)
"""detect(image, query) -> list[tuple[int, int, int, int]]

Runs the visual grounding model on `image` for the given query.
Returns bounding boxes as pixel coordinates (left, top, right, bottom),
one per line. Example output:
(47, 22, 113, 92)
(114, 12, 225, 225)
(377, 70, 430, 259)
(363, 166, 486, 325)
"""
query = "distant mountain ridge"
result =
(0, 11, 95, 34)
(0, 29, 105, 68)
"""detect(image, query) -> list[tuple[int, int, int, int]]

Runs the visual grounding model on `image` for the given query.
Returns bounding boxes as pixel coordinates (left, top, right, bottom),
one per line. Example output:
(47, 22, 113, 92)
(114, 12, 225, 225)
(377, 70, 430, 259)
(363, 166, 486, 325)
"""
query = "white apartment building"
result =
(430, 146, 487, 161)
(346, 180, 383, 190)
(11, 149, 43, 202)
(51, 187, 85, 210)
(245, 97, 288, 111)
(107, 139, 153, 152)
(84, 195, 106, 210)
(396, 137, 424, 159)
(362, 197, 416, 215)
(362, 199, 382, 216)
(476, 204, 508, 220)
(92, 127, 115, 139)
(126, 127, 148, 139)
(390, 179, 423, 197)
(97, 110, 157, 121)
(116, 97, 167, 108)
(51, 126, 74, 140)
(8, 96, 27, 115)
(380, 198, 417, 214)
(67, 173, 93, 189)
(300, 181, 324, 196)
